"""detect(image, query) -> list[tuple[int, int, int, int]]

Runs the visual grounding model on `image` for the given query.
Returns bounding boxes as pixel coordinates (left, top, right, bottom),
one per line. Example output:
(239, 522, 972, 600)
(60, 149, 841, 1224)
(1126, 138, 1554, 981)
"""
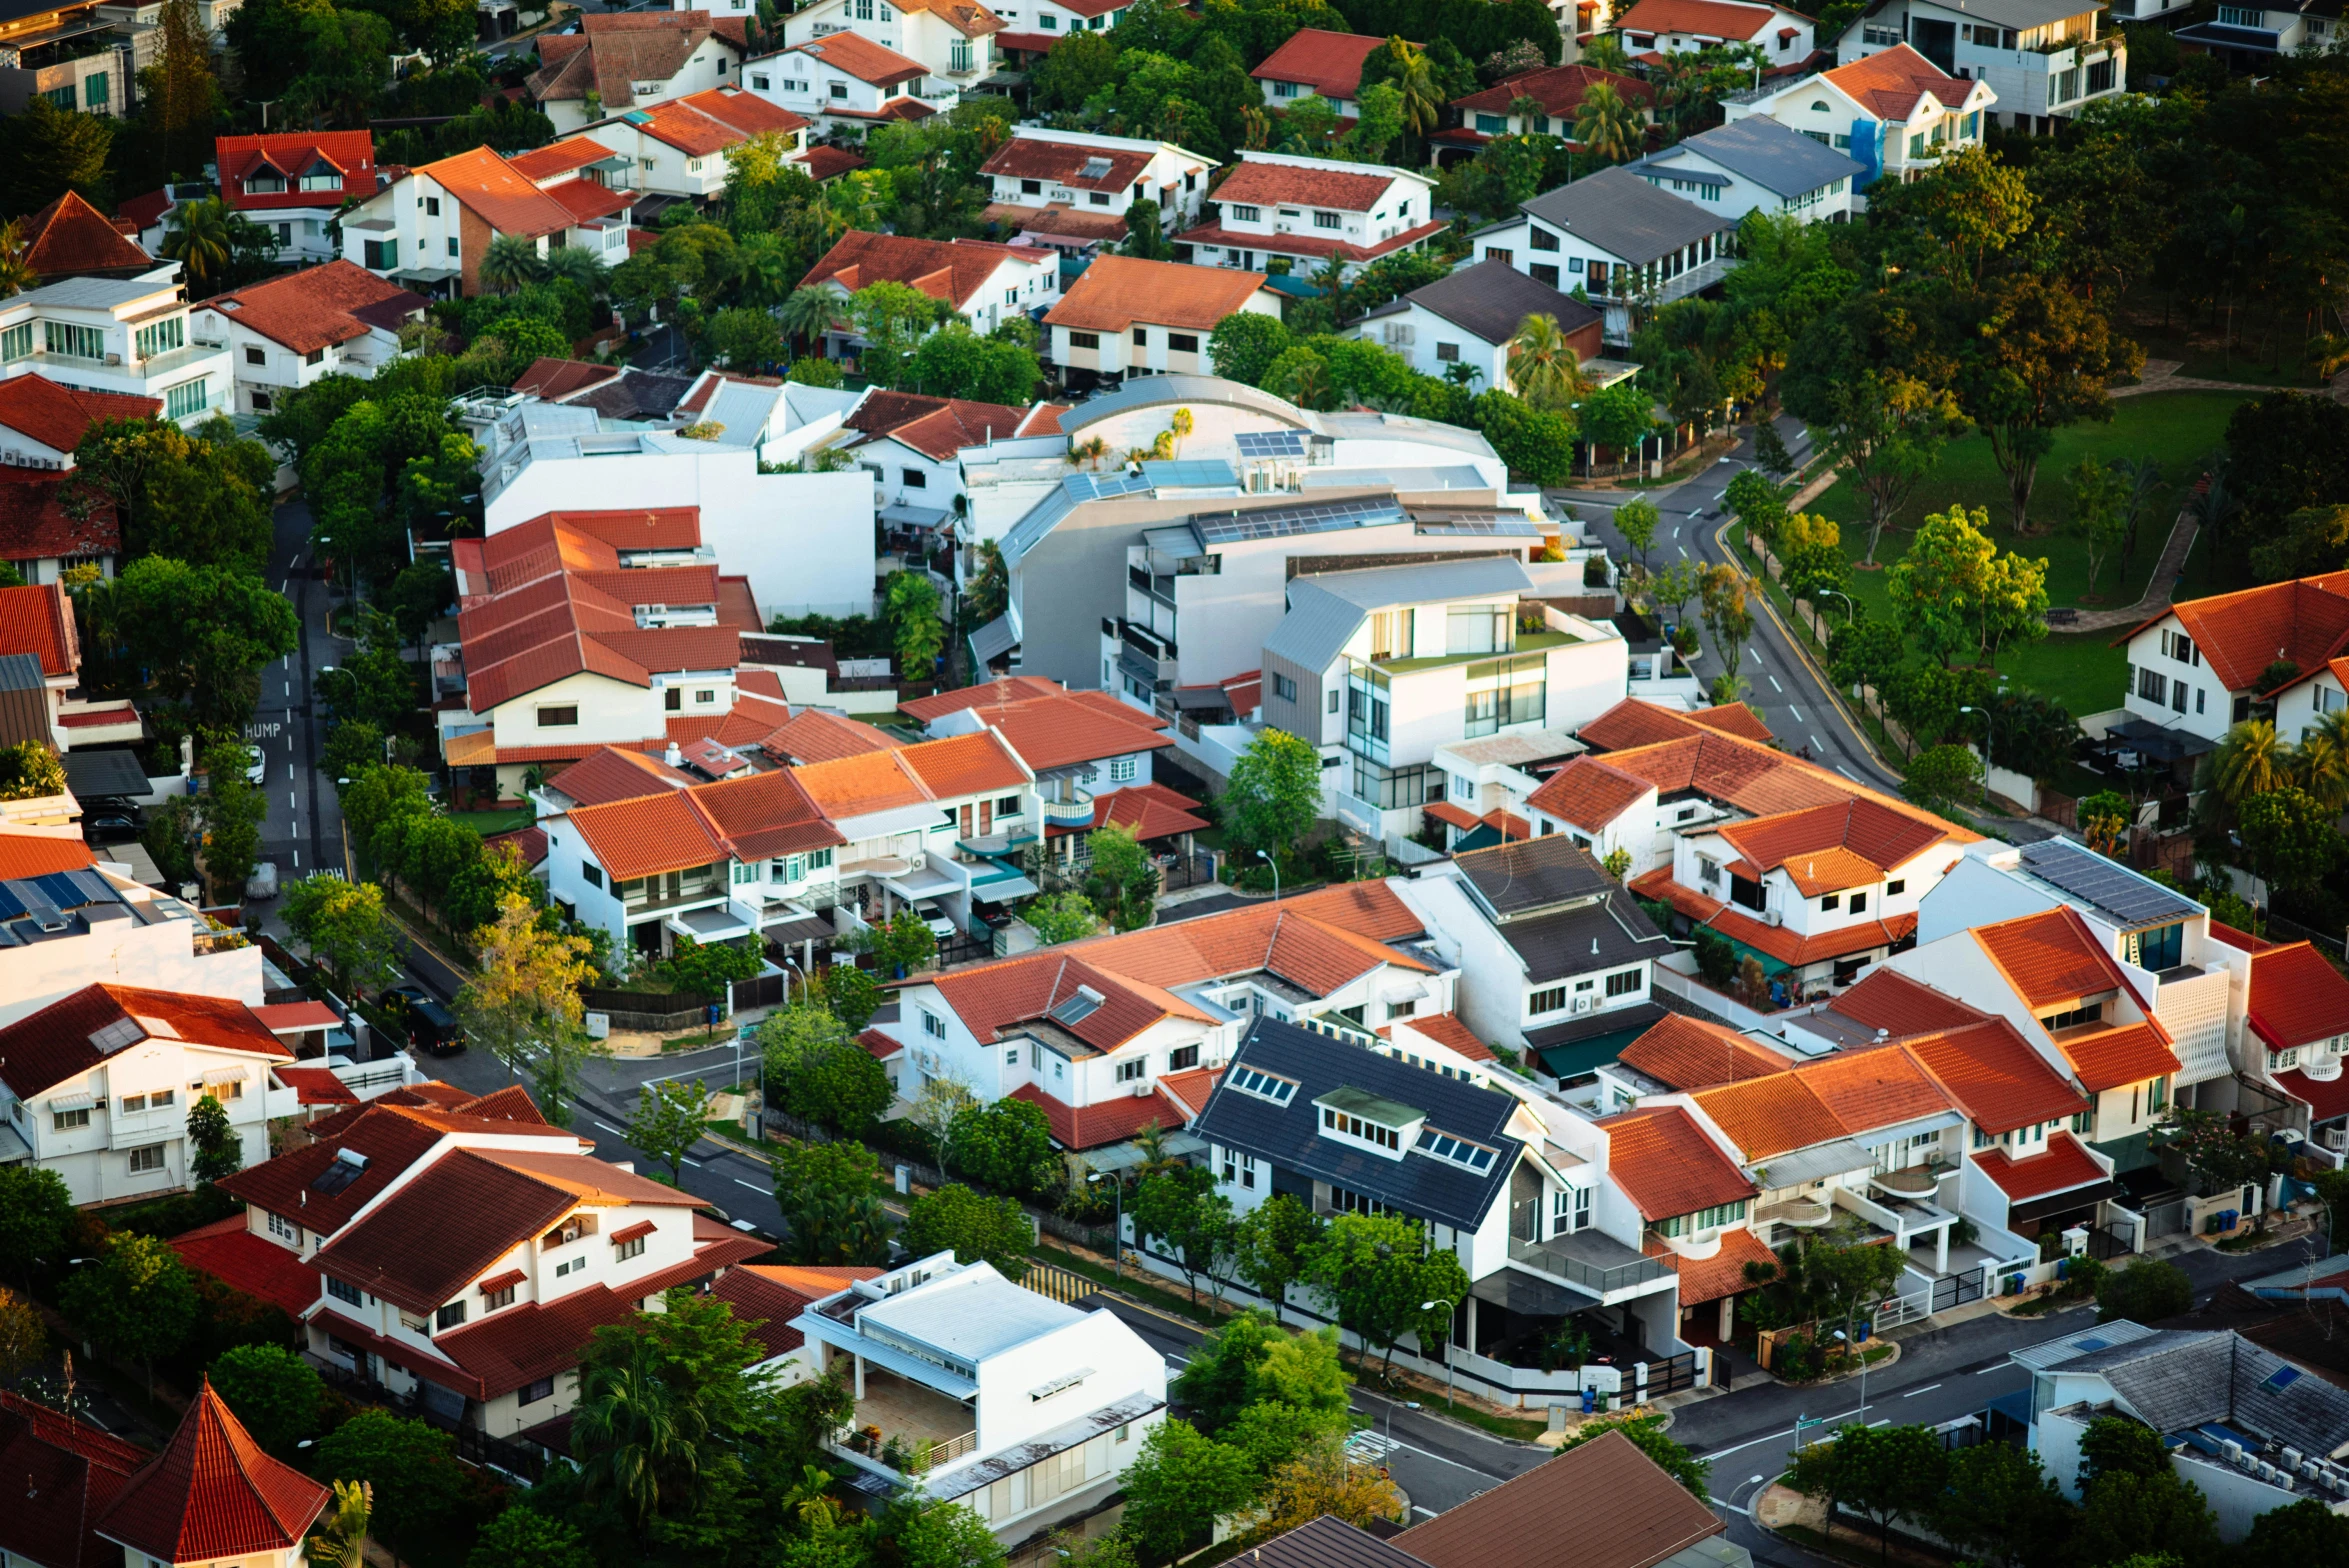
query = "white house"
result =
(191, 261, 428, 417)
(1248, 28, 1384, 121)
(0, 375, 159, 585)
(2113, 570, 2349, 765)
(980, 127, 1217, 250)
(339, 144, 637, 299)
(1257, 557, 1631, 850)
(1835, 0, 2123, 132)
(1625, 115, 1865, 224)
(1613, 0, 1818, 63)
(1356, 258, 1605, 395)
(570, 87, 811, 202)
(214, 131, 380, 265)
(1722, 43, 1995, 193)
(780, 0, 1004, 104)
(0, 275, 231, 425)
(1178, 153, 1443, 279)
(1468, 167, 1734, 344)
(800, 230, 1061, 352)
(791, 1253, 1168, 1543)
(744, 32, 939, 135)
(0, 984, 298, 1205)
(837, 388, 1035, 516)
(1043, 255, 1281, 388)
(2173, 0, 2339, 59)
(526, 11, 750, 136)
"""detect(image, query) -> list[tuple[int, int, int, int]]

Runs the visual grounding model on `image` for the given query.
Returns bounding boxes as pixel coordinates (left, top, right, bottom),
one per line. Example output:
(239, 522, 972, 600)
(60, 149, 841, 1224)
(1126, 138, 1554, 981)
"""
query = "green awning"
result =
(1535, 1025, 1652, 1080)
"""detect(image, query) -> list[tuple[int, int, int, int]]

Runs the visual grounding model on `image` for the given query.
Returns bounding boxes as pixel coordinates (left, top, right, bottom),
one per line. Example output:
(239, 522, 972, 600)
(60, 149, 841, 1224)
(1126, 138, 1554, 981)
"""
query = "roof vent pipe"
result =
(665, 740, 683, 767)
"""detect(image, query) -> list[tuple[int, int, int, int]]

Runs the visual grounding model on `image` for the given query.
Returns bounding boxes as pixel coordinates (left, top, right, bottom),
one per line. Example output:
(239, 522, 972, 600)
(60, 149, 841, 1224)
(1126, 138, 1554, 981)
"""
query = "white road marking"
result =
(1789, 705, 1804, 722)
(1701, 1416, 1865, 1459)
(1677, 544, 1689, 559)
(594, 1120, 623, 1134)
(1810, 735, 1825, 754)
(1903, 1383, 1942, 1398)
(1837, 766, 1859, 781)
(1413, 1507, 1438, 1518)
(293, 851, 300, 867)
(1867, 1419, 1890, 1428)
(1975, 1363, 2010, 1375)
(734, 1178, 765, 1192)
(289, 793, 297, 809)
(1769, 676, 1783, 693)
(682, 1157, 702, 1167)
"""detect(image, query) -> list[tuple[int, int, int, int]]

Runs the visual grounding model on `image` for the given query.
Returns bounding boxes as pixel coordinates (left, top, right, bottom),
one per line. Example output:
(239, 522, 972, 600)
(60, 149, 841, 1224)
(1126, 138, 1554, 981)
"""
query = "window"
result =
(120, 1093, 146, 1113)
(448, 237, 459, 257)
(165, 380, 210, 421)
(1323, 1106, 1402, 1150)
(268, 1211, 302, 1244)
(1227, 1065, 1298, 1105)
(996, 795, 1021, 817)
(1530, 264, 1559, 286)
(2133, 921, 2184, 971)
(483, 1283, 516, 1310)
(1529, 985, 1566, 1015)
(1886, 879, 1905, 896)
(1604, 969, 1642, 998)
(920, 1008, 946, 1039)
(1116, 1058, 1146, 1083)
(1476, 112, 1506, 133)
(538, 705, 579, 728)
(901, 467, 928, 489)
(0, 322, 29, 362)
(1170, 1044, 1199, 1071)
(436, 1301, 467, 1332)
(1849, 891, 1868, 914)
(1554, 1182, 1592, 1233)
(1068, 330, 1100, 349)
(1109, 756, 1138, 782)
(2039, 1002, 2105, 1032)
(521, 1376, 556, 1404)
(327, 1275, 365, 1306)
(1820, 893, 1841, 911)
(555, 1256, 584, 1278)
(753, 72, 771, 88)
(1168, 332, 1199, 353)
(1272, 672, 1297, 702)
(52, 1106, 89, 1130)
(364, 238, 397, 269)
(44, 321, 105, 362)
(305, 347, 325, 366)
(245, 345, 267, 366)
(665, 687, 683, 711)
(615, 1235, 646, 1262)
(831, 82, 848, 98)
(135, 317, 184, 359)
(1435, 341, 1460, 362)
(1273, 79, 1298, 97)
(1313, 210, 1340, 230)
(128, 1144, 165, 1174)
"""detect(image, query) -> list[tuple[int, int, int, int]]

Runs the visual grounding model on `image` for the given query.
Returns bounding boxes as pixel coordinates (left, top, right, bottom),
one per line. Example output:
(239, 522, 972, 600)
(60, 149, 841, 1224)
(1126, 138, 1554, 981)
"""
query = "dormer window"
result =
(1315, 1088, 1422, 1159)
(544, 1212, 598, 1248)
(2039, 1001, 2106, 1032)
(246, 167, 287, 194)
(1227, 1065, 1297, 1105)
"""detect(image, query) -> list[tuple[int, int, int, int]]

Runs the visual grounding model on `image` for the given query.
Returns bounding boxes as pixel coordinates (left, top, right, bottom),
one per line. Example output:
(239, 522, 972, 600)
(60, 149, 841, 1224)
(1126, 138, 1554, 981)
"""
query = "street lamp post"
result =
(1819, 588, 1858, 628)
(1832, 1328, 1870, 1415)
(1959, 704, 1995, 806)
(1089, 1171, 1123, 1279)
(1421, 1296, 1458, 1412)
(1256, 848, 1280, 902)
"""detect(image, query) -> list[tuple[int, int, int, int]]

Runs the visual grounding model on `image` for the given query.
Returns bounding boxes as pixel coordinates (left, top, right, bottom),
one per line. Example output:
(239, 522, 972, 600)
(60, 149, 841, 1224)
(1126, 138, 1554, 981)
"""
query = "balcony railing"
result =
(1506, 1234, 1673, 1296)
(1040, 796, 1094, 828)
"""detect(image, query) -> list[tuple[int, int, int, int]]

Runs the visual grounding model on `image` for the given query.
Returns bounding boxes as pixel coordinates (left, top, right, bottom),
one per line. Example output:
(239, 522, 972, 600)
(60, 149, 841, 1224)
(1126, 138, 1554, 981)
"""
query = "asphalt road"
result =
(1551, 416, 1905, 796)
(254, 496, 346, 889)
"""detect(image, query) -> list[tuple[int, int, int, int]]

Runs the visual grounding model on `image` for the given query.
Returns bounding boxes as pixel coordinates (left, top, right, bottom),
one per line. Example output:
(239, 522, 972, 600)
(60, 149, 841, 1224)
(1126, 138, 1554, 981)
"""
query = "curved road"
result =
(1550, 415, 1905, 797)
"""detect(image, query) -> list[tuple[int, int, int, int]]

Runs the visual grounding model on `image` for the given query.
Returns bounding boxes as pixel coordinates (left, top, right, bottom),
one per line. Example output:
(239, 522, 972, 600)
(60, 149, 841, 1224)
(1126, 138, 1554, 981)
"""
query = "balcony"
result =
(1040, 795, 1094, 829)
(1506, 1226, 1674, 1301)
(842, 1367, 979, 1476)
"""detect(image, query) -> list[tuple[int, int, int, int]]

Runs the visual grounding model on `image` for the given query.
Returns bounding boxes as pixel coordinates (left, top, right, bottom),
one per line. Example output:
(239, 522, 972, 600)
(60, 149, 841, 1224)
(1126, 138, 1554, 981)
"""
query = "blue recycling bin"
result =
(1582, 1390, 1597, 1414)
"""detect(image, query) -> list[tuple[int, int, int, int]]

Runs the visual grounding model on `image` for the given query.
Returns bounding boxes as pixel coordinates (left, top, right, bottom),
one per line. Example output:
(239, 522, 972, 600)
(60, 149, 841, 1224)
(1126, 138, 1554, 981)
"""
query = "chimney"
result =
(665, 740, 683, 767)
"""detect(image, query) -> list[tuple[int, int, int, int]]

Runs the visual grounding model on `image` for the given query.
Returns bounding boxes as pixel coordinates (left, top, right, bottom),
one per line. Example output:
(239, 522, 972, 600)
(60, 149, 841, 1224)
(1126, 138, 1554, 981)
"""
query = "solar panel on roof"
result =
(1416, 518, 1542, 537)
(2018, 839, 2201, 929)
(1194, 497, 1407, 544)
(1139, 459, 1239, 488)
(2264, 1364, 2304, 1393)
(1050, 987, 1104, 1027)
(1078, 155, 1114, 179)
(1235, 430, 1308, 459)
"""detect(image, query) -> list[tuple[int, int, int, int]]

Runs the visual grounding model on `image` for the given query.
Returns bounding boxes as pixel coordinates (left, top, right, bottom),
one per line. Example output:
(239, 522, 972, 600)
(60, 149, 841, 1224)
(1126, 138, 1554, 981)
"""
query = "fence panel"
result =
(1641, 1350, 1698, 1397)
(2144, 1199, 2191, 1240)
(731, 973, 786, 1012)
(1931, 1266, 1985, 1314)
(1874, 1288, 1931, 1330)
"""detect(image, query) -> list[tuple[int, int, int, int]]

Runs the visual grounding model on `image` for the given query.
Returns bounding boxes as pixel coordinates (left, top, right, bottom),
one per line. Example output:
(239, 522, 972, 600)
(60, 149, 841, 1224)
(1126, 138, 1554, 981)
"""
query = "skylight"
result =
(1415, 1127, 1499, 1173)
(1227, 1065, 1297, 1106)
(1079, 155, 1114, 179)
(1049, 985, 1105, 1027)
(88, 1018, 143, 1054)
(2263, 1365, 2303, 1394)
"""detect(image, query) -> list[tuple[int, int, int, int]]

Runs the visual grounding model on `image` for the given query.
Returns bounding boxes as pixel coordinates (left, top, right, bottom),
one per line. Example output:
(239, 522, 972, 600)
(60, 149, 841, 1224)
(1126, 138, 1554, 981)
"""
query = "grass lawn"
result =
(1795, 391, 2253, 722)
(448, 807, 532, 836)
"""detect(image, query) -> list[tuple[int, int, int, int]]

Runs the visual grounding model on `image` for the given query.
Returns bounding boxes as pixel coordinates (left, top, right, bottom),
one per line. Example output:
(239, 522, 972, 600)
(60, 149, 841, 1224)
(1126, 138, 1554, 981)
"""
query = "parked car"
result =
(84, 808, 143, 846)
(379, 983, 464, 1056)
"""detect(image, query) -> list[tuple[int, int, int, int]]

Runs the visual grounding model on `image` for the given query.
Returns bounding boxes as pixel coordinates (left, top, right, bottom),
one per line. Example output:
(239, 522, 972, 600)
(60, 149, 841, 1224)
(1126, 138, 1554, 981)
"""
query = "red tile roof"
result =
(893, 0, 1008, 35)
(1691, 1072, 1847, 1160)
(1817, 43, 1972, 120)
(94, 1382, 329, 1563)
(509, 138, 615, 181)
(2276, 1065, 2349, 1123)
(1971, 907, 2132, 1010)
(982, 136, 1156, 190)
(269, 1064, 357, 1105)
(1210, 157, 1397, 212)
(0, 373, 161, 456)
(803, 230, 1046, 311)
(2050, 1021, 2180, 1094)
(1086, 781, 1211, 841)
(848, 389, 1032, 459)
(1718, 797, 1955, 896)
(708, 1264, 883, 1360)
(2119, 573, 2349, 697)
(1175, 214, 1448, 265)
(778, 30, 930, 87)
(1596, 1105, 1755, 1220)
(1661, 1224, 1777, 1305)
(169, 1215, 322, 1318)
(1691, 702, 1775, 742)
(1046, 253, 1274, 332)
(0, 1389, 148, 1568)
(1158, 1065, 1227, 1118)
(900, 674, 1064, 722)
(413, 146, 581, 240)
(1614, 0, 1781, 39)
(202, 260, 426, 354)
(0, 465, 121, 563)
(0, 582, 77, 676)
(1010, 1080, 1199, 1149)
(564, 755, 844, 881)
(216, 132, 376, 214)
(1893, 1019, 2086, 1135)
(801, 145, 870, 182)
(634, 86, 809, 155)
(1615, 1012, 1789, 1090)
(1632, 867, 1921, 968)
(1526, 757, 1651, 833)
(971, 692, 1169, 772)
(1250, 29, 1388, 99)
(2247, 942, 2349, 1053)
(1379, 1010, 1496, 1064)
(548, 745, 695, 806)
(1452, 63, 1654, 116)
(0, 832, 92, 878)
(761, 706, 901, 765)
(0, 984, 287, 1101)
(1827, 966, 1987, 1040)
(220, 1099, 580, 1236)
(531, 11, 749, 107)
(1972, 1131, 2108, 1202)
(19, 191, 152, 277)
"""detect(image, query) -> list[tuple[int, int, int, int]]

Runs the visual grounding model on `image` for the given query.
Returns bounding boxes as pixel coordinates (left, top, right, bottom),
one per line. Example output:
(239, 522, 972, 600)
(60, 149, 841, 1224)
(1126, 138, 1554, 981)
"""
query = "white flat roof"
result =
(858, 1266, 1087, 1363)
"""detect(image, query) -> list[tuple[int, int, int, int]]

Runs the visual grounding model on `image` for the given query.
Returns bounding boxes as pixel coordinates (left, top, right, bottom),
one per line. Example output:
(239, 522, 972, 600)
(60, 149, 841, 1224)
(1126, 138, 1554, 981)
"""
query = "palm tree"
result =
(2185, 452, 2242, 537)
(478, 234, 547, 295)
(1311, 255, 1350, 319)
(574, 1337, 711, 1535)
(2110, 454, 2164, 582)
(1168, 407, 1193, 456)
(1507, 312, 1588, 411)
(2309, 334, 2349, 384)
(1508, 93, 1546, 134)
(161, 197, 234, 293)
(1069, 434, 1110, 470)
(544, 245, 610, 299)
(1574, 82, 1644, 166)
(778, 285, 840, 358)
(304, 1481, 371, 1568)
(1387, 38, 1442, 151)
(2209, 719, 2287, 809)
(733, 232, 795, 309)
(0, 219, 34, 299)
(2293, 709, 2349, 816)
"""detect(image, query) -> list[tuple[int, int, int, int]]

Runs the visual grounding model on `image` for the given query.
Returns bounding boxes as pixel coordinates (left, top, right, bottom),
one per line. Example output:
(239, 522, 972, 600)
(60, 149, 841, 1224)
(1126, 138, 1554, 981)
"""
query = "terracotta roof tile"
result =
(2052, 1021, 2181, 1094)
(1614, 0, 1781, 39)
(216, 132, 376, 214)
(2153, 571, 2349, 694)
(169, 1215, 321, 1318)
(414, 146, 580, 239)
(270, 1065, 358, 1105)
(0, 373, 162, 455)
(980, 137, 1155, 190)
(1828, 966, 1987, 1039)
(0, 831, 93, 878)
(708, 1264, 882, 1360)
(1971, 1131, 2107, 1202)
(1009, 1081, 1197, 1148)
(1691, 1072, 1846, 1159)
(1690, 702, 1775, 742)
(1594, 1104, 1754, 1220)
(547, 745, 695, 807)
(1717, 797, 1953, 895)
(1789, 1047, 1952, 1132)
(802, 145, 869, 182)
(19, 191, 151, 277)
(1970, 907, 2130, 1010)
(203, 261, 426, 354)
(1399, 1429, 1724, 1568)
(761, 707, 901, 765)
(1378, 1010, 1495, 1064)
(1631, 866, 1922, 968)
(890, 0, 1007, 36)
(1452, 63, 1654, 116)
(0, 464, 121, 562)
(1174, 215, 1449, 264)
(772, 31, 927, 85)
(221, 1100, 578, 1235)
(509, 138, 615, 181)
(0, 1388, 146, 1568)
(1044, 254, 1272, 332)
(1818, 43, 1972, 120)
(531, 12, 747, 107)
(0, 983, 286, 1101)
(1526, 755, 1651, 832)
(1158, 1065, 1227, 1117)
(1893, 1020, 2086, 1134)
(1615, 1012, 1789, 1090)
(1085, 781, 1210, 841)
(967, 692, 1168, 772)
(900, 675, 1064, 721)
(2247, 941, 2349, 1053)
(1661, 1225, 1777, 1305)
(94, 1383, 328, 1562)
(1213, 155, 1398, 213)
(1249, 29, 1387, 99)
(802, 230, 1043, 310)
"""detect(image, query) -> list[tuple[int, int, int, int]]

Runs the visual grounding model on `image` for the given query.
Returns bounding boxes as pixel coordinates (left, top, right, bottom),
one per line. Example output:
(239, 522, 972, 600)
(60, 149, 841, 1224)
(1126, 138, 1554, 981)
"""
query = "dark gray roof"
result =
(1195, 1016, 1522, 1231)
(1490, 889, 1672, 985)
(61, 747, 151, 802)
(1361, 259, 1601, 348)
(1520, 168, 1732, 267)
(1251, 1516, 1431, 1568)
(2058, 1329, 2349, 1453)
(1456, 833, 1616, 919)
(1634, 116, 1866, 198)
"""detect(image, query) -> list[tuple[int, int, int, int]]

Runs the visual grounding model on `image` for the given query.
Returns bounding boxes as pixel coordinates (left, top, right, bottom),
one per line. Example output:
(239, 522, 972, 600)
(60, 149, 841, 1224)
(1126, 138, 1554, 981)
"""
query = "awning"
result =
(2008, 1181, 2116, 1226)
(1759, 1139, 1878, 1187)
(1081, 1132, 1207, 1171)
(2102, 717, 2216, 762)
(881, 863, 960, 900)
(1471, 1264, 1598, 1318)
(201, 1067, 246, 1087)
(1528, 1001, 1670, 1079)
(47, 1090, 93, 1112)
(761, 914, 835, 946)
(969, 614, 1018, 665)
(62, 747, 150, 801)
(973, 875, 1039, 903)
(667, 907, 752, 940)
(391, 266, 461, 284)
(880, 503, 953, 530)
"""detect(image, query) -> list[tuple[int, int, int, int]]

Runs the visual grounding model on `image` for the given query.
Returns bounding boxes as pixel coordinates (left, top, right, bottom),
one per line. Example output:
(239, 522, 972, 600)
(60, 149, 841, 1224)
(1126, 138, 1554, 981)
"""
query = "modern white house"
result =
(1625, 115, 1866, 224)
(980, 127, 1218, 249)
(0, 983, 298, 1205)
(1833, 0, 2123, 132)
(1257, 557, 1631, 851)
(989, 0, 1128, 38)
(1356, 259, 1605, 395)
(791, 1253, 1168, 1544)
(0, 275, 231, 425)
(1468, 167, 1735, 343)
(1178, 153, 1444, 280)
(190, 261, 428, 417)
(800, 231, 1062, 352)
(2173, 0, 2338, 60)
(526, 11, 750, 135)
(2112, 570, 2349, 768)
(214, 131, 379, 265)
(568, 88, 810, 200)
(339, 144, 637, 298)
(744, 33, 939, 135)
(1614, 0, 1819, 59)
(1722, 44, 1995, 192)
(1043, 256, 1282, 387)
(779, 0, 1003, 104)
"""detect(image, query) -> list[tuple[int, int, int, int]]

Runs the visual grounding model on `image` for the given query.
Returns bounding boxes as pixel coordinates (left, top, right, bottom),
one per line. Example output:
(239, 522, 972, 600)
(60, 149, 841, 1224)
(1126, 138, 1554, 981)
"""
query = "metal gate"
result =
(1931, 1265, 1986, 1314)
(2143, 1199, 2190, 1240)
(2085, 1226, 2134, 1261)
(1641, 1350, 1699, 1398)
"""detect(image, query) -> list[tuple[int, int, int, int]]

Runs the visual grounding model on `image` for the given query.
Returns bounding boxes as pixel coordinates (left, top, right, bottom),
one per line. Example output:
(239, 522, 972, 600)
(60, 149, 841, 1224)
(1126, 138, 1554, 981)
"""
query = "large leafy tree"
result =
(210, 1343, 327, 1455)
(901, 1183, 1031, 1277)
(0, 97, 112, 216)
(1132, 1163, 1237, 1303)
(309, 1411, 473, 1566)
(1117, 1419, 1257, 1564)
(0, 1165, 73, 1289)
(282, 875, 403, 999)
(1782, 295, 1962, 565)
(1955, 272, 2141, 535)
(770, 1140, 894, 1266)
(907, 323, 1043, 406)
(454, 893, 600, 1125)
(1301, 1212, 1467, 1376)
(69, 416, 276, 573)
(59, 1232, 199, 1396)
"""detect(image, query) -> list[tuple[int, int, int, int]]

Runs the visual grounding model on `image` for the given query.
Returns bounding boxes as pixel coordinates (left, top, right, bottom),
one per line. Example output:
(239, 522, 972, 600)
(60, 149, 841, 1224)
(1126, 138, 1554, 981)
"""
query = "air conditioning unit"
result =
(2322, 1127, 2348, 1152)
(1765, 909, 1783, 927)
(1131, 1081, 1153, 1098)
(1572, 995, 1592, 1015)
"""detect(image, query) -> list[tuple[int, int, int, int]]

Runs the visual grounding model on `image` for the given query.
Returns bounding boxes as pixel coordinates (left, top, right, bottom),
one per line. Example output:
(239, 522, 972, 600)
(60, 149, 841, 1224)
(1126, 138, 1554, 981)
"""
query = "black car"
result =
(84, 811, 144, 846)
(380, 984, 465, 1056)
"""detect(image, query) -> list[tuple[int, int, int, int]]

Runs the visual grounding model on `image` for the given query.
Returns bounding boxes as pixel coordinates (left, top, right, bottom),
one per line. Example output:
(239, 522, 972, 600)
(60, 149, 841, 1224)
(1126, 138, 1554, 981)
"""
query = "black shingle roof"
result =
(1195, 1017, 1523, 1231)
(1358, 259, 1601, 348)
